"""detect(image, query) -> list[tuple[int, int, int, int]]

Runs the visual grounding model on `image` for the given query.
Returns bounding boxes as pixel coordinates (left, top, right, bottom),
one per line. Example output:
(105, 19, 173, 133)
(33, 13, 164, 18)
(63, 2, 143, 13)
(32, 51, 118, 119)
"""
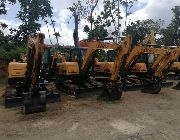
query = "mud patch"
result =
(32, 120, 55, 129)
(110, 119, 144, 134)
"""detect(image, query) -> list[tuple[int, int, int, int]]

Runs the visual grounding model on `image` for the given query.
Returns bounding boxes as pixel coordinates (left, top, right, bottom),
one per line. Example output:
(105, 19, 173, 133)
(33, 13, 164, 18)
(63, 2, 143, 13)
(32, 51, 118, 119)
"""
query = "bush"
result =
(0, 47, 26, 61)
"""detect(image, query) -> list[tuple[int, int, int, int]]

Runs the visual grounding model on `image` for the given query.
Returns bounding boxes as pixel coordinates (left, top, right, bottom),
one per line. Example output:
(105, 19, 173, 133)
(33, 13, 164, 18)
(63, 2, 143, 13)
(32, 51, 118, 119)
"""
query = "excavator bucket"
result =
(22, 87, 61, 114)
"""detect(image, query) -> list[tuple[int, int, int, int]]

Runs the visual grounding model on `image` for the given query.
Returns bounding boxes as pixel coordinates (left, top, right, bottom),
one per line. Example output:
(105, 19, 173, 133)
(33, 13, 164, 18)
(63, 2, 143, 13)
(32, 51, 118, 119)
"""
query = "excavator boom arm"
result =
(26, 33, 45, 87)
(81, 41, 119, 73)
(111, 36, 132, 80)
(125, 45, 169, 72)
(154, 47, 180, 77)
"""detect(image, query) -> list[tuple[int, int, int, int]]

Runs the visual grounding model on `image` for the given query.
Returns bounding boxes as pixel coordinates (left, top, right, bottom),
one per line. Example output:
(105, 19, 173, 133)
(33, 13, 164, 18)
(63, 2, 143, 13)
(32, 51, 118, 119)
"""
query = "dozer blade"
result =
(173, 81, 180, 90)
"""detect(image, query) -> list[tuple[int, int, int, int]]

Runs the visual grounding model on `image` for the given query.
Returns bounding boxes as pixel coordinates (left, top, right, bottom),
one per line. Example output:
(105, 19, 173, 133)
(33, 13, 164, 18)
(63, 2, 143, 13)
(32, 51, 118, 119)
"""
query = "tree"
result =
(0, 0, 16, 15)
(68, 0, 99, 47)
(126, 19, 164, 45)
(84, 0, 136, 39)
(10, 0, 53, 45)
(87, 0, 99, 31)
(0, 0, 19, 60)
(84, 24, 108, 39)
(0, 0, 55, 60)
(160, 6, 180, 45)
(0, 0, 16, 44)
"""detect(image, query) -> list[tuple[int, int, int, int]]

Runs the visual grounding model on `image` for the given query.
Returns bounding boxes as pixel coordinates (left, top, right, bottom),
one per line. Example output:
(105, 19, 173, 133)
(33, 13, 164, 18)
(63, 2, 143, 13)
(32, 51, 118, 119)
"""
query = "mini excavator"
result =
(92, 31, 179, 92)
(93, 32, 156, 75)
(123, 44, 171, 93)
(5, 33, 60, 114)
(54, 36, 132, 100)
(167, 47, 180, 79)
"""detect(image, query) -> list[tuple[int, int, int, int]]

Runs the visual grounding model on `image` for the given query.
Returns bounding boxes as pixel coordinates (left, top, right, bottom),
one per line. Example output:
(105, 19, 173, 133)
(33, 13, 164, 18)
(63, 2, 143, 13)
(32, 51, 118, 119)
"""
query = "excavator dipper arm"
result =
(81, 41, 119, 73)
(154, 47, 180, 78)
(111, 36, 132, 80)
(22, 33, 47, 114)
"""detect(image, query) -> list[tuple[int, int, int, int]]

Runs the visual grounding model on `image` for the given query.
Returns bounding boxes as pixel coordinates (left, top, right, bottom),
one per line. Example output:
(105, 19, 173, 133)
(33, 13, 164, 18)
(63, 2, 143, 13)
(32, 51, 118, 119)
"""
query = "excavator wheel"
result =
(141, 80, 162, 94)
(23, 91, 46, 114)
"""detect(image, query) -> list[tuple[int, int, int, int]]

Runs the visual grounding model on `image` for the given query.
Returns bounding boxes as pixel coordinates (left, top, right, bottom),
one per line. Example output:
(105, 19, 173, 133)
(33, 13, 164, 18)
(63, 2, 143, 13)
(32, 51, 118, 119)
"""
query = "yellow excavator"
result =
(106, 44, 179, 94)
(54, 36, 132, 100)
(5, 33, 60, 114)
(93, 31, 155, 78)
(123, 44, 172, 93)
(167, 46, 180, 79)
(92, 31, 179, 93)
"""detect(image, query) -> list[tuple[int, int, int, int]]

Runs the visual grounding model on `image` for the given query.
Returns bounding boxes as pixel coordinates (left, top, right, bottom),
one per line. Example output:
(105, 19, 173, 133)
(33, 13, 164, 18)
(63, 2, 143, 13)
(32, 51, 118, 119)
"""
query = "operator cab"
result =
(69, 47, 87, 65)
(56, 47, 87, 76)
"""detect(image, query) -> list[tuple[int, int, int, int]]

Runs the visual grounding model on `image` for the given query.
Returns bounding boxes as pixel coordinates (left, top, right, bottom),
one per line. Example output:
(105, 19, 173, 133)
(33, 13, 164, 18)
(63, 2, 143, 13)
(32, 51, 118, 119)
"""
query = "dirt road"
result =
(0, 85, 180, 140)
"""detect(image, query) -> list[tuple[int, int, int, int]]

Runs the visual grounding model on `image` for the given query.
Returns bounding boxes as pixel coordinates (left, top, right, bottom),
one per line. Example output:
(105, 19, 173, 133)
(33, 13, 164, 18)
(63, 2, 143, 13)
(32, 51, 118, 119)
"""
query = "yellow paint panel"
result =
(8, 62, 27, 78)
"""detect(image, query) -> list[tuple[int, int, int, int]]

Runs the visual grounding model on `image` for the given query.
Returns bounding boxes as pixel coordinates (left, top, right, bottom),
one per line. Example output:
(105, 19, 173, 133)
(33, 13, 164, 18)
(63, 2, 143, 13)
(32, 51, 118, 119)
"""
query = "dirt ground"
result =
(0, 85, 180, 140)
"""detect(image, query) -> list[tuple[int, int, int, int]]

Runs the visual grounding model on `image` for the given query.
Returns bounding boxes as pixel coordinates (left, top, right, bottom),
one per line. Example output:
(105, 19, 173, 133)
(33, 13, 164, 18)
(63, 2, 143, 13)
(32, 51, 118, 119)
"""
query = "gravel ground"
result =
(0, 85, 180, 140)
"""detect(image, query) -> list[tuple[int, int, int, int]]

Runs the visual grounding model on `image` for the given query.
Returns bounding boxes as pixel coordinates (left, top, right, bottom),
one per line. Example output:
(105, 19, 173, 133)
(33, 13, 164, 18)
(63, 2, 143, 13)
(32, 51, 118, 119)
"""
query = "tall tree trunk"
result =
(90, 0, 99, 31)
(73, 14, 79, 48)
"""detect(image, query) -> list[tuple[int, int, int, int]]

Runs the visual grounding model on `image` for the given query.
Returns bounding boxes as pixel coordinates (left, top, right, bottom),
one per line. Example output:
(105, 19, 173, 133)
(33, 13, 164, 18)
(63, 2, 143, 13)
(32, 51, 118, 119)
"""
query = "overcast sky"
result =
(0, 0, 180, 45)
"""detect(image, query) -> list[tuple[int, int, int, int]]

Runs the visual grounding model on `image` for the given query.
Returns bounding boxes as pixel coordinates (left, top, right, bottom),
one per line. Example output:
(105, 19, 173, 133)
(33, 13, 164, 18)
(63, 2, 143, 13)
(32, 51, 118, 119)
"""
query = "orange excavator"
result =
(54, 36, 132, 100)
(5, 33, 60, 114)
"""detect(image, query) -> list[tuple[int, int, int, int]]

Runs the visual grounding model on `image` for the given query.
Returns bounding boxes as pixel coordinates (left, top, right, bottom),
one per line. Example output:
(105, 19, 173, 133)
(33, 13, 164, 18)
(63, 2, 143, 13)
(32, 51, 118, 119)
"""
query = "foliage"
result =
(0, 46, 26, 60)
(68, 0, 99, 46)
(0, 0, 55, 60)
(84, 25, 108, 39)
(159, 6, 180, 45)
(126, 19, 164, 45)
(68, 0, 99, 20)
(10, 0, 53, 45)
(96, 50, 106, 61)
(84, 0, 136, 39)
(0, 0, 16, 15)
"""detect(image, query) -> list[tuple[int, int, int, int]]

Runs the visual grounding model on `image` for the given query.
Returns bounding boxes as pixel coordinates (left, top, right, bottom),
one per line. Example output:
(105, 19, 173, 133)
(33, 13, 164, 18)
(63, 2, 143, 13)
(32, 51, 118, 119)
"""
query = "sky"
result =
(0, 0, 180, 45)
